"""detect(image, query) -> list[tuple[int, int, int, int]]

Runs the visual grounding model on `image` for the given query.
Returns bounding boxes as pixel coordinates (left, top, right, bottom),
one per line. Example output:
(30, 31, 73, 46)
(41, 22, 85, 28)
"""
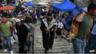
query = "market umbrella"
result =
(24, 2, 34, 6)
(0, 5, 15, 11)
(52, 0, 76, 12)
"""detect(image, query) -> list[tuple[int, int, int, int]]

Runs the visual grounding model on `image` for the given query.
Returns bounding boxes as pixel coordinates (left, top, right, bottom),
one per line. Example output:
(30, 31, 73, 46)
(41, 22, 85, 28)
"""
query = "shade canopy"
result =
(52, 0, 76, 12)
(24, 2, 34, 6)
(37, 2, 48, 5)
(0, 5, 15, 11)
(63, 6, 85, 31)
(71, 6, 85, 16)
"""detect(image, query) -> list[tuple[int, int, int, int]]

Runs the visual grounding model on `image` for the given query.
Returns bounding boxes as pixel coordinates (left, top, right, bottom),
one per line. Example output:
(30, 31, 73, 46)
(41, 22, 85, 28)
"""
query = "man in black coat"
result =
(15, 19, 29, 53)
(40, 13, 57, 53)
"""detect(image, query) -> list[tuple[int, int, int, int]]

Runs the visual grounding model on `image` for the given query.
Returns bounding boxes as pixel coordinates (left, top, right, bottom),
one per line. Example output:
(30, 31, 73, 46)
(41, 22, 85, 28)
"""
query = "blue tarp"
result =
(52, 0, 76, 12)
(63, 15, 73, 31)
(63, 6, 85, 31)
(71, 6, 85, 16)
(24, 2, 33, 6)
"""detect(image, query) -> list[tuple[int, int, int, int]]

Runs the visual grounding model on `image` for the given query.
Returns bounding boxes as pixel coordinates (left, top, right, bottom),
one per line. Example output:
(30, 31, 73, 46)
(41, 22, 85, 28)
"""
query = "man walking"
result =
(71, 3, 96, 54)
(85, 4, 96, 53)
(40, 12, 57, 53)
(0, 17, 13, 54)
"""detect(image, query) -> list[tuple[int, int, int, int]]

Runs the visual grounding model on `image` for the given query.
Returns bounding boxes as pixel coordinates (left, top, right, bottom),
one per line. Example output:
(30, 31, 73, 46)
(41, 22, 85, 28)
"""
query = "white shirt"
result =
(57, 22, 63, 29)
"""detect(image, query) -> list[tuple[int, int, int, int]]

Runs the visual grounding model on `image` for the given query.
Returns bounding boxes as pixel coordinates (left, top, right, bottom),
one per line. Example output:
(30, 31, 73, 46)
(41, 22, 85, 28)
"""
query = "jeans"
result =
(72, 38, 86, 54)
(85, 34, 96, 53)
(3, 36, 12, 51)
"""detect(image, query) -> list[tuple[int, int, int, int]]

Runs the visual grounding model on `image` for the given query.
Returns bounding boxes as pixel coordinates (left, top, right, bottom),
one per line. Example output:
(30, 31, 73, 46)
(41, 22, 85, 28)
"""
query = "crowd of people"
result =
(0, 0, 36, 54)
(0, 11, 34, 54)
(0, 0, 96, 54)
(40, 3, 96, 54)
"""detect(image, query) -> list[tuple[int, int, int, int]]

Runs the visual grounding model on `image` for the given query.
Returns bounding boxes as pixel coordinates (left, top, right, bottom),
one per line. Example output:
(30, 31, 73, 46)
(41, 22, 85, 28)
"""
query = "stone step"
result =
(34, 48, 73, 54)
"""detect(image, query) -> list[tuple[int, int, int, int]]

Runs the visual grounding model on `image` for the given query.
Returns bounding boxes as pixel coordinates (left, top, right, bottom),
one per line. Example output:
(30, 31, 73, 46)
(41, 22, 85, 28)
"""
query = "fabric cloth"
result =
(63, 15, 73, 31)
(52, 0, 76, 11)
(42, 18, 57, 30)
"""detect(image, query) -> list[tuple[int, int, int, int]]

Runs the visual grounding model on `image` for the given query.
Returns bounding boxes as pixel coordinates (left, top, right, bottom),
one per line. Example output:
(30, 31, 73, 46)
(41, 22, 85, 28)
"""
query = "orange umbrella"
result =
(0, 5, 15, 11)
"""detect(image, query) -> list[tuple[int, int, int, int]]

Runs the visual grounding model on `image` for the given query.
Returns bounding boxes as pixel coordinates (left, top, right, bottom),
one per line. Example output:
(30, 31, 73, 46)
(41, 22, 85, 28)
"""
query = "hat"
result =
(16, 19, 21, 22)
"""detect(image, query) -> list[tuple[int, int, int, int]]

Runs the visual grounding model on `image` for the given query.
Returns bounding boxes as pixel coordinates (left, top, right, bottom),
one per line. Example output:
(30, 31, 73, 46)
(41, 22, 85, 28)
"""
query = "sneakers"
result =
(4, 49, 14, 54)
(10, 50, 13, 54)
(4, 49, 8, 53)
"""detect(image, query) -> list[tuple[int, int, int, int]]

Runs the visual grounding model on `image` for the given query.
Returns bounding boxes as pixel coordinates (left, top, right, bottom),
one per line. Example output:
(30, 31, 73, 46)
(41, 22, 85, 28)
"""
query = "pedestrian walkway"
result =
(34, 21, 73, 54)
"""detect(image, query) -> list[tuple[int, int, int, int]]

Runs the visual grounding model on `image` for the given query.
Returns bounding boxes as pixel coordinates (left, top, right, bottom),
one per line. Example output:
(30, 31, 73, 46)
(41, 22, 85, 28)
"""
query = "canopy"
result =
(24, 2, 34, 6)
(51, 0, 61, 4)
(63, 6, 85, 31)
(52, 0, 76, 12)
(23, 0, 32, 2)
(71, 6, 85, 16)
(0, 5, 15, 11)
(37, 2, 48, 5)
(36, 2, 48, 7)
